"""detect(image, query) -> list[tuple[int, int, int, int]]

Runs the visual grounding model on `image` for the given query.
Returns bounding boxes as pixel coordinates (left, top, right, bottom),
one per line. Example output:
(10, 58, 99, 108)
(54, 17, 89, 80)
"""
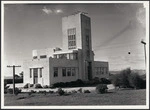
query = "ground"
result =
(4, 89, 146, 106)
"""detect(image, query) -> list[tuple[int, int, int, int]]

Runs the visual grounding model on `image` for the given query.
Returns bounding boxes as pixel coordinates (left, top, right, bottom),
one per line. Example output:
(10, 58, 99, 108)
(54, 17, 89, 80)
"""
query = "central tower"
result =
(62, 12, 94, 80)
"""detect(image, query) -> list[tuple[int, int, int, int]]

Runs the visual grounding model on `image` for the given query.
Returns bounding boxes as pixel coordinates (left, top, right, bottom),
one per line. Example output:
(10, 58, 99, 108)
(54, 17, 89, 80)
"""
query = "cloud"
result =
(42, 6, 52, 14)
(55, 9, 63, 14)
(42, 6, 63, 15)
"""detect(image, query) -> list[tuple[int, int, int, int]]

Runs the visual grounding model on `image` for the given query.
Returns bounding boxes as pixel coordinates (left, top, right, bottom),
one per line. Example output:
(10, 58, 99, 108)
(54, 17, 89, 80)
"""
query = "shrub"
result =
(49, 90, 54, 94)
(96, 84, 108, 94)
(43, 85, 49, 88)
(78, 88, 82, 93)
(84, 90, 91, 93)
(57, 88, 65, 96)
(111, 68, 146, 89)
(30, 90, 36, 93)
(23, 83, 30, 88)
(100, 78, 111, 84)
(92, 77, 100, 84)
(34, 84, 43, 88)
(30, 84, 34, 87)
(7, 88, 21, 94)
(71, 90, 77, 93)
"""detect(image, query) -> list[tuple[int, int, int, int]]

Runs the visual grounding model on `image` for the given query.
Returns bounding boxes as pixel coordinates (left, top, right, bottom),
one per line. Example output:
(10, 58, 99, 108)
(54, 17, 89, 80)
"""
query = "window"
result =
(101, 67, 104, 74)
(69, 53, 74, 59)
(62, 68, 66, 77)
(54, 55, 57, 58)
(68, 28, 76, 49)
(40, 68, 42, 78)
(54, 67, 58, 77)
(67, 68, 71, 76)
(33, 68, 38, 77)
(33, 56, 37, 59)
(40, 55, 47, 59)
(95, 68, 98, 75)
(30, 68, 32, 78)
(72, 68, 76, 76)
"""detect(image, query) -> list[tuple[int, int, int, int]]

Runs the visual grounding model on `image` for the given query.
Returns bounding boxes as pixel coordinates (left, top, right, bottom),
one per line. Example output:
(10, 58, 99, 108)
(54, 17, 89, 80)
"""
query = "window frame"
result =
(54, 67, 58, 77)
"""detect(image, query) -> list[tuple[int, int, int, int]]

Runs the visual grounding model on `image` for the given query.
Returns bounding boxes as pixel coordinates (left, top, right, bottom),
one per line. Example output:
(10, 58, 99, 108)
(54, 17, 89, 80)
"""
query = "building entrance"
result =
(87, 62, 92, 80)
(33, 68, 38, 84)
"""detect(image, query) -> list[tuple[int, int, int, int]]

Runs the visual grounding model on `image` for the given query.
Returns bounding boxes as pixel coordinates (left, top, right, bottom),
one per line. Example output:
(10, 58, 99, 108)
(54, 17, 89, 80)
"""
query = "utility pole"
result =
(7, 65, 21, 94)
(141, 40, 146, 68)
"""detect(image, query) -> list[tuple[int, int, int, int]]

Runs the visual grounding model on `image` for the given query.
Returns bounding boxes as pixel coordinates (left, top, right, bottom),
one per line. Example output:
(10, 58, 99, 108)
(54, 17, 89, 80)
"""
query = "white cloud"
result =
(55, 9, 63, 14)
(42, 6, 52, 15)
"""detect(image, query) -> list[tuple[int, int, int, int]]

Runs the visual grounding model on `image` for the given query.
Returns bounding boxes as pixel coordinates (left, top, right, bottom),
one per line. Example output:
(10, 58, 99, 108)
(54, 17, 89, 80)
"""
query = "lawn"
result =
(4, 89, 146, 106)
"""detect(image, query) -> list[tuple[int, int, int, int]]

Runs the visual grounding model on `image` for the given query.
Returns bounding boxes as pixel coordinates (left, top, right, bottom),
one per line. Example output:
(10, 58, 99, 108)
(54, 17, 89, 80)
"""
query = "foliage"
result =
(34, 84, 43, 88)
(84, 90, 91, 93)
(23, 83, 30, 88)
(78, 88, 82, 93)
(49, 90, 54, 94)
(7, 88, 21, 95)
(96, 84, 108, 94)
(43, 85, 49, 88)
(52, 79, 84, 88)
(57, 88, 65, 96)
(111, 68, 146, 89)
(100, 78, 111, 84)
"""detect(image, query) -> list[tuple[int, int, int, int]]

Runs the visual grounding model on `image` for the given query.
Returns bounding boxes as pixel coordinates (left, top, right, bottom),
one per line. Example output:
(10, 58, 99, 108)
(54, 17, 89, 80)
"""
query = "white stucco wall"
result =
(23, 58, 49, 86)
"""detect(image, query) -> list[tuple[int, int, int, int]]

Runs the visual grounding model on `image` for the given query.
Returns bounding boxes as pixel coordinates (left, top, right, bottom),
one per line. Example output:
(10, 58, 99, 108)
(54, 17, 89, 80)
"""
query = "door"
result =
(33, 68, 38, 84)
(87, 62, 92, 80)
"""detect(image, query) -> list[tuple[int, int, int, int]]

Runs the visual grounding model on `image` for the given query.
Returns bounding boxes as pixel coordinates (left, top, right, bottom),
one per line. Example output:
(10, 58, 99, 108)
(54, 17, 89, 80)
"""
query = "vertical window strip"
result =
(30, 68, 32, 78)
(40, 68, 42, 78)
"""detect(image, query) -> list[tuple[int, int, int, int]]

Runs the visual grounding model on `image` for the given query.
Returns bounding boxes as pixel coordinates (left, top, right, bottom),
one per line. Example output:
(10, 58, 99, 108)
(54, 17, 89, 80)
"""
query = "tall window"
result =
(62, 68, 66, 77)
(67, 68, 71, 76)
(30, 68, 32, 78)
(54, 67, 58, 77)
(40, 68, 42, 78)
(71, 68, 76, 76)
(33, 68, 38, 77)
(68, 28, 76, 49)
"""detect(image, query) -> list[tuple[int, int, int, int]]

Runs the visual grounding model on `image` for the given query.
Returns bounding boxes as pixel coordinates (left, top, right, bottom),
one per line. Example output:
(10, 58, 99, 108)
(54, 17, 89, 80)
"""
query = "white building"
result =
(23, 12, 109, 86)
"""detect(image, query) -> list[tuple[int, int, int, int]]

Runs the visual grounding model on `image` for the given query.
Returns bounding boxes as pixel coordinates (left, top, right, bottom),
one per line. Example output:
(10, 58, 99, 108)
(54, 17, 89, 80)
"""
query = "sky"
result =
(3, 3, 147, 76)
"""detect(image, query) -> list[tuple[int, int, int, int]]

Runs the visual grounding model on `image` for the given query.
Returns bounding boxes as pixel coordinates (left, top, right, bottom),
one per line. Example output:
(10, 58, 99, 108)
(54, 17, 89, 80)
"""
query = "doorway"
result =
(87, 62, 92, 80)
(33, 68, 38, 84)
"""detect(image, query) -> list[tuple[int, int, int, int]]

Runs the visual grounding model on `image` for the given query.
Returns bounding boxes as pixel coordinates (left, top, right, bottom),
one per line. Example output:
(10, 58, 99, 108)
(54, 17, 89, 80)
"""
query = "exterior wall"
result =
(49, 57, 79, 85)
(93, 61, 109, 79)
(62, 13, 82, 51)
(23, 58, 49, 86)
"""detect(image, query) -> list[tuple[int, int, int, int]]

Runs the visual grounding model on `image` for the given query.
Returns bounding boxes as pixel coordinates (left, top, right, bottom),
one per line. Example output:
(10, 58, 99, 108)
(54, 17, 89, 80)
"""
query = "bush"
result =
(7, 88, 22, 95)
(71, 90, 77, 93)
(84, 90, 91, 93)
(77, 88, 82, 93)
(100, 78, 111, 84)
(92, 77, 100, 84)
(111, 68, 146, 89)
(43, 85, 49, 88)
(49, 90, 54, 94)
(57, 88, 65, 96)
(30, 90, 36, 93)
(96, 84, 108, 94)
(34, 84, 43, 88)
(23, 83, 30, 88)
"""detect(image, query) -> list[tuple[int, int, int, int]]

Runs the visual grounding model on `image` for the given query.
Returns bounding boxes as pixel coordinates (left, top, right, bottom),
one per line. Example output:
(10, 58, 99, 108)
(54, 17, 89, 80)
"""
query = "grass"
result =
(4, 89, 146, 106)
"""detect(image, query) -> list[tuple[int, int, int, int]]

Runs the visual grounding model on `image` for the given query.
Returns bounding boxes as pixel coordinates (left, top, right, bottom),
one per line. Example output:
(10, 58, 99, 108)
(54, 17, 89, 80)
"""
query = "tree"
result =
(19, 71, 23, 78)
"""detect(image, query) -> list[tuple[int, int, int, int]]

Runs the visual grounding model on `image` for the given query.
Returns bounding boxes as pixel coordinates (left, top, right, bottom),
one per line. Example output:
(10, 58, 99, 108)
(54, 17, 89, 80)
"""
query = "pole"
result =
(13, 65, 15, 94)
(7, 65, 21, 94)
(141, 40, 146, 69)
(144, 44, 146, 66)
